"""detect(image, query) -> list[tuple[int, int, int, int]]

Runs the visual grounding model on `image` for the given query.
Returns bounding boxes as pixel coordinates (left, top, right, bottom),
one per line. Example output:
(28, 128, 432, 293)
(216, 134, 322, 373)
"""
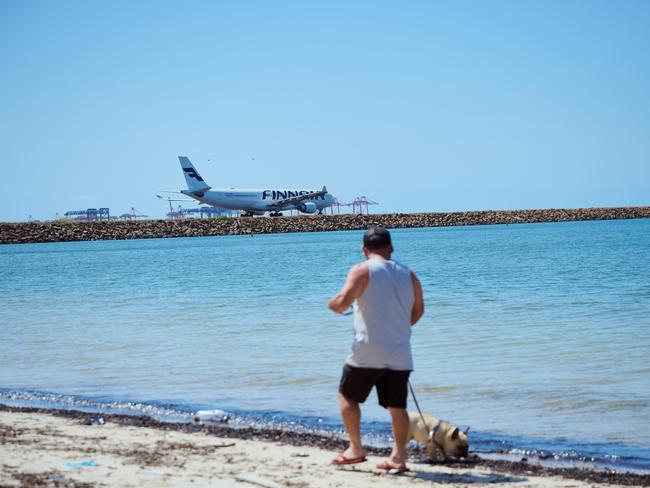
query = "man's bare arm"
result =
(328, 264, 369, 313)
(410, 271, 424, 325)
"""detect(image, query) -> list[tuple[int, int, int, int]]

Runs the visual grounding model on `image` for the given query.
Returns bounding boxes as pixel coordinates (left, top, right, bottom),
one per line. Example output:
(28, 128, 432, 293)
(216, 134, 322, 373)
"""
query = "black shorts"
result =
(338, 364, 411, 409)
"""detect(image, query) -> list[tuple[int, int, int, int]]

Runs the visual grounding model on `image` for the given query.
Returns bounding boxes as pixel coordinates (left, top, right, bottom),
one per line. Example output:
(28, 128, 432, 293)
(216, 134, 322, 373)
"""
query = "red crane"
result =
(350, 196, 379, 214)
(328, 197, 351, 215)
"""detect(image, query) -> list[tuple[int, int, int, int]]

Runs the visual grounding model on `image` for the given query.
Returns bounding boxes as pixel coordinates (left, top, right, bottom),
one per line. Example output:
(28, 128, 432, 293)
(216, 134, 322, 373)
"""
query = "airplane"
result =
(175, 156, 336, 217)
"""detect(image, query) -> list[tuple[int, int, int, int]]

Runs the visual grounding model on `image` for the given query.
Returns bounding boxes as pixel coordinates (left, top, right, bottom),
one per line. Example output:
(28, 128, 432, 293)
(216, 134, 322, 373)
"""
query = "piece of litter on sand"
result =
(52, 474, 76, 487)
(83, 417, 105, 425)
(194, 409, 230, 424)
(234, 473, 288, 488)
(66, 460, 98, 468)
(290, 453, 309, 457)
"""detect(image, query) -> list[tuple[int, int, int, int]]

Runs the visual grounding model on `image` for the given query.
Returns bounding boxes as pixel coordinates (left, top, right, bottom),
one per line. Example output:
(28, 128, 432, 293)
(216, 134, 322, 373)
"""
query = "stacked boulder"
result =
(2, 206, 649, 244)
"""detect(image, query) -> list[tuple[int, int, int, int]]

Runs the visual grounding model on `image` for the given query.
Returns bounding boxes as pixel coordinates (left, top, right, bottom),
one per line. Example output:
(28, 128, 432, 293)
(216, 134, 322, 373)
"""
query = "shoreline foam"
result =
(2, 206, 649, 244)
(1, 405, 648, 487)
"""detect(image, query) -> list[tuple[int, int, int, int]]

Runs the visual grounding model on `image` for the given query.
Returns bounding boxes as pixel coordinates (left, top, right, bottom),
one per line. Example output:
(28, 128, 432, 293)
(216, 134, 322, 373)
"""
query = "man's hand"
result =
(328, 263, 369, 313)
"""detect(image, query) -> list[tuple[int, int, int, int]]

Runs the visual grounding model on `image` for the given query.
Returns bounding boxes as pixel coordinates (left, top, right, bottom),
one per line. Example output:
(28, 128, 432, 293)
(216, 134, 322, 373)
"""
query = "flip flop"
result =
(376, 459, 409, 473)
(331, 453, 367, 466)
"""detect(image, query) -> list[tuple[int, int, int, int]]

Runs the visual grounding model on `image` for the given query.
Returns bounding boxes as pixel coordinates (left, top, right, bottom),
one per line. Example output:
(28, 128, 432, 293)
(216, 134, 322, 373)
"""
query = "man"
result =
(328, 226, 424, 473)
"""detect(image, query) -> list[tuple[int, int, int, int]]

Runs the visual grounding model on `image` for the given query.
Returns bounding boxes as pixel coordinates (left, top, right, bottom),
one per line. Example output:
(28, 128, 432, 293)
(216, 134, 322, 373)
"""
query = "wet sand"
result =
(1, 406, 648, 487)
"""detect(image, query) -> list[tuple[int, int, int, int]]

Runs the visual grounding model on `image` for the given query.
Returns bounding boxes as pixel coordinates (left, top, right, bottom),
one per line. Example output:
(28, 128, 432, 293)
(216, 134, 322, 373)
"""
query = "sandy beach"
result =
(1, 407, 648, 488)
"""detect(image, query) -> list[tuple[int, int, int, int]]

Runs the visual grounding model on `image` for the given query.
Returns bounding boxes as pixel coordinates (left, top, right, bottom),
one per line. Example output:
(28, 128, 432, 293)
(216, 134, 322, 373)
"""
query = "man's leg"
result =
(337, 365, 377, 461)
(387, 406, 410, 466)
(376, 369, 411, 468)
(338, 392, 366, 459)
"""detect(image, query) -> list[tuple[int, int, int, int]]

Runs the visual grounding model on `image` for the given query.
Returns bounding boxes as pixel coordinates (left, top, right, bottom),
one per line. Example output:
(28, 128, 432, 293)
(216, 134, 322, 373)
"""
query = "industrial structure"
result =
(64, 208, 111, 221)
(326, 198, 348, 214)
(323, 196, 379, 215)
(63, 207, 151, 221)
(167, 206, 235, 219)
(158, 195, 235, 219)
(120, 207, 148, 220)
(350, 196, 379, 214)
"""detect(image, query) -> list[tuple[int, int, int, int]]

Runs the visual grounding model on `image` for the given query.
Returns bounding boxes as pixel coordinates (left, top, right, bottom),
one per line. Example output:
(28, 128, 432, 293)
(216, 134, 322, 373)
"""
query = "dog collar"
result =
(427, 420, 445, 451)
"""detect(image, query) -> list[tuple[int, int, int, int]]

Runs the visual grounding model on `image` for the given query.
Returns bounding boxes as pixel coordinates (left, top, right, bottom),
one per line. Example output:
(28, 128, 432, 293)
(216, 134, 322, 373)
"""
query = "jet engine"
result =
(296, 202, 318, 214)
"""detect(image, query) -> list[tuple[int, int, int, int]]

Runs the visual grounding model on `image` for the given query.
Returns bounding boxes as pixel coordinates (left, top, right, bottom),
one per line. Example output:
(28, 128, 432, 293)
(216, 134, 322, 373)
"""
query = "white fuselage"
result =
(184, 188, 335, 213)
(176, 156, 333, 215)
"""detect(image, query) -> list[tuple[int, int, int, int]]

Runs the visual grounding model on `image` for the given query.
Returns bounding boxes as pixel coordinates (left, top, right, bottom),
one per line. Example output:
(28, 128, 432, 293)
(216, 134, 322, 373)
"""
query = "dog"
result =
(408, 411, 469, 461)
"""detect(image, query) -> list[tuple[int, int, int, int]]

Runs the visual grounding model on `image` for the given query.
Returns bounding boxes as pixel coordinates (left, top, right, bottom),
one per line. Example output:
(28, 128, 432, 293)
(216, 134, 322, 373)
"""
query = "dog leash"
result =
(408, 380, 428, 428)
(408, 380, 444, 452)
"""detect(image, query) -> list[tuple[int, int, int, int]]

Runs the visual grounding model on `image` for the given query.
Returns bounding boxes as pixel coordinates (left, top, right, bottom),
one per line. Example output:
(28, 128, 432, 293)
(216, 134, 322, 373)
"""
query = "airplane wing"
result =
(268, 186, 328, 210)
(156, 194, 196, 203)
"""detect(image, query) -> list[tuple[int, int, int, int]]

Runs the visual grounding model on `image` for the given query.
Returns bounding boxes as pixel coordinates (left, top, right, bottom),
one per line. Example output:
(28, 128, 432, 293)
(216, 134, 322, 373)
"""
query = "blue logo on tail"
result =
(183, 167, 204, 182)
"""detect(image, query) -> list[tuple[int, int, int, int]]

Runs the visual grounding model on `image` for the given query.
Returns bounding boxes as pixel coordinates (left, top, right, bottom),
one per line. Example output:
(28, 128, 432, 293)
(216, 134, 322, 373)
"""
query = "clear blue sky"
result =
(1, 0, 648, 221)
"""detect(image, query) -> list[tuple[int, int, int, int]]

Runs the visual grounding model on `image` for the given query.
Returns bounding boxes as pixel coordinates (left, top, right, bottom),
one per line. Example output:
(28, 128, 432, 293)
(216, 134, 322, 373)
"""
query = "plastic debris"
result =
(52, 474, 76, 487)
(66, 460, 98, 468)
(194, 409, 230, 424)
(83, 417, 105, 425)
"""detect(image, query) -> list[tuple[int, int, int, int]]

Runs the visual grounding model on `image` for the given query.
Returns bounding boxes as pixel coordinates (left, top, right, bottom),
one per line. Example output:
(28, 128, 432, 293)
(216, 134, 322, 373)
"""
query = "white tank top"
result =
(346, 258, 415, 370)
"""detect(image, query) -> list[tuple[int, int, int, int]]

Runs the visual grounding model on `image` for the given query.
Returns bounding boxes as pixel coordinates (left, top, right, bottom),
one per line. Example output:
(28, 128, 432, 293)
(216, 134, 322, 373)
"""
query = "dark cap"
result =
(363, 226, 392, 250)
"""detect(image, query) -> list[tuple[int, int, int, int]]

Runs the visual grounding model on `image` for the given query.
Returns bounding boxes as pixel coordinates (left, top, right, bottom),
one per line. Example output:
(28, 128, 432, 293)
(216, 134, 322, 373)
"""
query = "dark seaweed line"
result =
(1, 404, 648, 486)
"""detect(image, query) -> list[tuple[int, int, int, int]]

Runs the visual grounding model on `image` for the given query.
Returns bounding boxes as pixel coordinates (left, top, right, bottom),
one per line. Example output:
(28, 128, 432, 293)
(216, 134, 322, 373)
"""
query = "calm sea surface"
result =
(1, 219, 649, 472)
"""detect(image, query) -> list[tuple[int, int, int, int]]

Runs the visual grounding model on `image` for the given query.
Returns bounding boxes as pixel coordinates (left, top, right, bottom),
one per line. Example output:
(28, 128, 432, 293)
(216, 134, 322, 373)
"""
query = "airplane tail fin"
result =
(178, 156, 211, 194)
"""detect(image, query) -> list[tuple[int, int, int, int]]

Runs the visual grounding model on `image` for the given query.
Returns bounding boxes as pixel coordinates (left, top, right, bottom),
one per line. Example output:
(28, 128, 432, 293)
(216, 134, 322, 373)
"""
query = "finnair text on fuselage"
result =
(262, 190, 326, 201)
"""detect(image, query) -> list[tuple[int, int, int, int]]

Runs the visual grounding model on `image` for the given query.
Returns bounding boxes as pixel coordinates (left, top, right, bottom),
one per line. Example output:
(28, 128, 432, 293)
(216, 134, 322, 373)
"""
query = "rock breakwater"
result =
(2, 206, 649, 244)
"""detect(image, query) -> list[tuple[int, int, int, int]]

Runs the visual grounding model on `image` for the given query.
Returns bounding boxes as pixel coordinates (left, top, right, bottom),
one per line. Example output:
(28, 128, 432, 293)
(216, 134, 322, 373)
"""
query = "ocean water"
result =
(1, 219, 649, 472)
